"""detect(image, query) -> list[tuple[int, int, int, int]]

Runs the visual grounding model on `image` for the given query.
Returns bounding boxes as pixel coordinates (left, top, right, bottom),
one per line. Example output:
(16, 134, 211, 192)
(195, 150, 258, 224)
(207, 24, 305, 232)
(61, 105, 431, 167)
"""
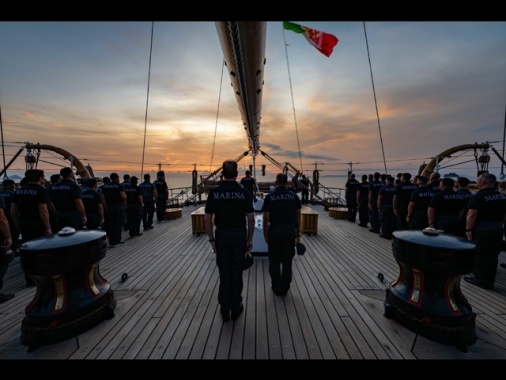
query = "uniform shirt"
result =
(358, 181, 370, 202)
(456, 188, 473, 210)
(428, 188, 464, 217)
(345, 178, 360, 197)
(240, 176, 256, 196)
(205, 181, 254, 229)
(81, 188, 103, 215)
(139, 180, 156, 202)
(153, 178, 168, 199)
(368, 179, 385, 201)
(0, 188, 15, 219)
(48, 178, 82, 212)
(101, 182, 126, 206)
(125, 184, 143, 205)
(409, 186, 434, 214)
(262, 186, 302, 226)
(468, 188, 506, 224)
(394, 181, 418, 208)
(12, 183, 50, 221)
(378, 183, 396, 206)
(428, 181, 441, 193)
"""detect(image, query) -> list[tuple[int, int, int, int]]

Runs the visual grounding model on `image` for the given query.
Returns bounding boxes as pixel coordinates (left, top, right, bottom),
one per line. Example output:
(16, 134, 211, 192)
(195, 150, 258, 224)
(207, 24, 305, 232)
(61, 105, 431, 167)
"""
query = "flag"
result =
(283, 21, 339, 58)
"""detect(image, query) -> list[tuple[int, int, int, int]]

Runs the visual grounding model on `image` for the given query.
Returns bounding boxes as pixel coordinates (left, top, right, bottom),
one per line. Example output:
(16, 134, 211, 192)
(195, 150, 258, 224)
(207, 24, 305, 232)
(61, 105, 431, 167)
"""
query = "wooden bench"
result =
(191, 206, 206, 234)
(300, 206, 318, 235)
(165, 208, 182, 220)
(328, 207, 348, 219)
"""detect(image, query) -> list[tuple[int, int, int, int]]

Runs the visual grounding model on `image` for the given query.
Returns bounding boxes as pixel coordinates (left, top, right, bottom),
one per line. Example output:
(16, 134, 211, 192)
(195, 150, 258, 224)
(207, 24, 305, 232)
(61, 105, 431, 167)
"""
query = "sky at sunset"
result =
(0, 21, 505, 183)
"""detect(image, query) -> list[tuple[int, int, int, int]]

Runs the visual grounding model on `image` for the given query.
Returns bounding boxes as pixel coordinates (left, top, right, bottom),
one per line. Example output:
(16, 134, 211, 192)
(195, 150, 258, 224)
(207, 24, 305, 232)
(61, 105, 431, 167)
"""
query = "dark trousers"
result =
(268, 225, 296, 294)
(127, 204, 143, 236)
(86, 212, 100, 230)
(215, 227, 247, 312)
(55, 210, 83, 231)
(358, 199, 369, 226)
(143, 201, 155, 228)
(156, 197, 167, 222)
(301, 190, 309, 205)
(368, 198, 380, 232)
(379, 205, 396, 238)
(396, 205, 409, 230)
(106, 205, 125, 245)
(0, 263, 8, 290)
(410, 209, 429, 230)
(346, 196, 357, 222)
(472, 222, 503, 287)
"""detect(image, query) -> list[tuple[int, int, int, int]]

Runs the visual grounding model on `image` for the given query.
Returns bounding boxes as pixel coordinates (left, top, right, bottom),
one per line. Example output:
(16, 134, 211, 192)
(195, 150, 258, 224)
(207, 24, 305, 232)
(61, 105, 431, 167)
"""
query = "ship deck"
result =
(1, 203, 506, 360)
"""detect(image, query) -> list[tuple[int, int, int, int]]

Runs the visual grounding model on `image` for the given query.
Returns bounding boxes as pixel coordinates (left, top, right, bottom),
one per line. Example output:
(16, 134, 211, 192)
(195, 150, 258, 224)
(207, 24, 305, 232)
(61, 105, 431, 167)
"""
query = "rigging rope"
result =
(282, 25, 304, 173)
(209, 59, 226, 173)
(363, 22, 388, 174)
(140, 21, 154, 178)
(0, 104, 6, 178)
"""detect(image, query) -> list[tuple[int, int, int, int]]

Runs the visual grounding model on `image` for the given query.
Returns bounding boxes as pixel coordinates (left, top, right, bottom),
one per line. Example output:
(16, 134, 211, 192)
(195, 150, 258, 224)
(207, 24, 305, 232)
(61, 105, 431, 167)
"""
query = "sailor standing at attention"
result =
(262, 172, 301, 296)
(204, 160, 255, 322)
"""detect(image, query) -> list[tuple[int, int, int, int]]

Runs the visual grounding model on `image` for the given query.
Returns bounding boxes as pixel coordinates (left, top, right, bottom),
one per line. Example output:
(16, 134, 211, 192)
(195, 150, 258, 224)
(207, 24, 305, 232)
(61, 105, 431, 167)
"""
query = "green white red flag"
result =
(283, 21, 339, 57)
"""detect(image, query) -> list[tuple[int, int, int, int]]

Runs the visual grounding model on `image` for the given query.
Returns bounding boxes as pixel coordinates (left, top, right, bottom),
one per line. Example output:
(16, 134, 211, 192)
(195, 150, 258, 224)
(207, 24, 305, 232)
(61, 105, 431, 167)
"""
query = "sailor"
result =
(368, 172, 384, 233)
(464, 173, 506, 290)
(406, 175, 433, 230)
(393, 172, 418, 230)
(344, 173, 360, 222)
(139, 173, 157, 230)
(377, 175, 396, 239)
(262, 172, 301, 296)
(153, 171, 169, 222)
(240, 170, 256, 201)
(204, 160, 254, 321)
(356, 174, 370, 227)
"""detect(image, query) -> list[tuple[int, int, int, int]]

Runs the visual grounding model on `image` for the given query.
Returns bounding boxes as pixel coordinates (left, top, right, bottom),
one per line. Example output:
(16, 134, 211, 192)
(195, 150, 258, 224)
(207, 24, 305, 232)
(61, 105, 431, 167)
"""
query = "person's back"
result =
(407, 175, 433, 229)
(262, 172, 302, 296)
(345, 173, 360, 221)
(139, 173, 157, 229)
(204, 160, 254, 322)
(357, 174, 370, 227)
(300, 175, 310, 205)
(240, 170, 256, 200)
(48, 167, 86, 230)
(464, 173, 506, 290)
(101, 172, 126, 247)
(153, 171, 169, 222)
(81, 178, 104, 229)
(125, 176, 144, 237)
(393, 173, 418, 230)
(0, 179, 20, 251)
(428, 177, 463, 235)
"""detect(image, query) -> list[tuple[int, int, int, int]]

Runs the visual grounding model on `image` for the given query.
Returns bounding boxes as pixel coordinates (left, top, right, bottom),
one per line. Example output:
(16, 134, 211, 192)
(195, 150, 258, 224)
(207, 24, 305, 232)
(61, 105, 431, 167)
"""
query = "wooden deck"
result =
(1, 203, 506, 360)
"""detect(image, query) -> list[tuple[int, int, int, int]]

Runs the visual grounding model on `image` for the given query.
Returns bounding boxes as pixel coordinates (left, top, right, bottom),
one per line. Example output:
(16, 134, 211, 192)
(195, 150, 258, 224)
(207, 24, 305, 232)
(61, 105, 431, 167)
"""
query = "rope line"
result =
(282, 24, 304, 174)
(209, 59, 225, 173)
(363, 22, 388, 174)
(140, 21, 154, 178)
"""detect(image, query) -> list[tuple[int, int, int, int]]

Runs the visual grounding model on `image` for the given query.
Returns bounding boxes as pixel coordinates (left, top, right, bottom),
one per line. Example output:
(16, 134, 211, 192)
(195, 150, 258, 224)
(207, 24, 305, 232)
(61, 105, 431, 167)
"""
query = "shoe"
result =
(369, 229, 379, 233)
(220, 307, 230, 322)
(116, 241, 125, 245)
(231, 304, 244, 321)
(0, 293, 15, 303)
(135, 233, 143, 236)
(463, 276, 493, 290)
(500, 263, 506, 269)
(358, 224, 368, 228)
(109, 245, 116, 248)
(379, 234, 391, 240)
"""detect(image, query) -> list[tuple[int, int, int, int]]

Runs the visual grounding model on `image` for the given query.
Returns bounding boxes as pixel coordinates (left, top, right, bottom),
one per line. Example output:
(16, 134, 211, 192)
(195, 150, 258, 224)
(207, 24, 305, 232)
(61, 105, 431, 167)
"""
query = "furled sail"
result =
(215, 21, 266, 157)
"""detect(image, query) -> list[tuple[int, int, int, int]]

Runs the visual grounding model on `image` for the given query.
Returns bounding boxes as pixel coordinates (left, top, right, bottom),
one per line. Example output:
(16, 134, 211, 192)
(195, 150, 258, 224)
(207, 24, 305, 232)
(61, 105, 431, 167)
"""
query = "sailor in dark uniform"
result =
(125, 176, 144, 237)
(262, 172, 302, 296)
(377, 175, 396, 238)
(464, 173, 506, 290)
(357, 174, 370, 227)
(240, 170, 256, 201)
(153, 171, 169, 222)
(427, 177, 464, 235)
(345, 173, 360, 222)
(205, 160, 255, 322)
(427, 172, 441, 193)
(101, 173, 126, 247)
(139, 173, 157, 230)
(81, 178, 104, 229)
(368, 172, 384, 233)
(406, 175, 433, 230)
(393, 172, 418, 230)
